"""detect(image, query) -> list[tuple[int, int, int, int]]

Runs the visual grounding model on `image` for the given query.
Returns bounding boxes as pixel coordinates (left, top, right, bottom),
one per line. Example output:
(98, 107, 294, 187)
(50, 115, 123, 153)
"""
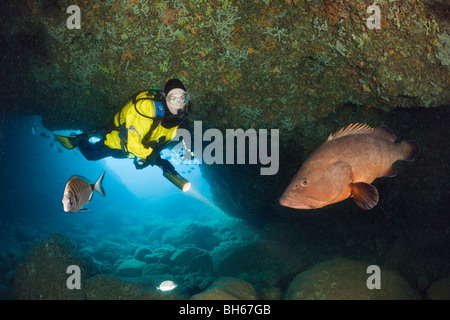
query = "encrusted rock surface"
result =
(1, 0, 448, 131)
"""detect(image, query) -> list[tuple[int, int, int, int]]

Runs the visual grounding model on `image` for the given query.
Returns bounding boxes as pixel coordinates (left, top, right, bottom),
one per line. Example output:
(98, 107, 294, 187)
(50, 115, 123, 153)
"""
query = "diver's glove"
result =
(134, 157, 151, 170)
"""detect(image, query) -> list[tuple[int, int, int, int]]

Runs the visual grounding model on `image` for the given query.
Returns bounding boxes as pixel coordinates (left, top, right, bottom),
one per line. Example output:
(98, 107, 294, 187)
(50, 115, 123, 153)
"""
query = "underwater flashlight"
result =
(163, 169, 191, 192)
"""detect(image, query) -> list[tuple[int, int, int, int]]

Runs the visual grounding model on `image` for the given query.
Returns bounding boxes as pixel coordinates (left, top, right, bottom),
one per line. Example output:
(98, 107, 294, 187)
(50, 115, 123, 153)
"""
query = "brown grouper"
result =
(279, 123, 420, 210)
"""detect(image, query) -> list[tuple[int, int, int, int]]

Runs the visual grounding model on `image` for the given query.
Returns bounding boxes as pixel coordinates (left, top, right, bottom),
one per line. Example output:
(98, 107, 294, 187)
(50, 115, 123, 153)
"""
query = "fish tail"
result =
(400, 140, 420, 161)
(93, 171, 106, 197)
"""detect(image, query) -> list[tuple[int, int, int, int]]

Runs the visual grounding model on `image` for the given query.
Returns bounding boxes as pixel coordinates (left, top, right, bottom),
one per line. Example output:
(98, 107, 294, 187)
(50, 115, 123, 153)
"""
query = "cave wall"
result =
(1, 0, 449, 130)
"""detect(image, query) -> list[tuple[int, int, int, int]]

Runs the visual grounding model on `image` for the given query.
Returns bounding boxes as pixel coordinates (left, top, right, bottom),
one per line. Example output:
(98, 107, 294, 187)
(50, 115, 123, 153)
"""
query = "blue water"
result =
(1, 115, 227, 224)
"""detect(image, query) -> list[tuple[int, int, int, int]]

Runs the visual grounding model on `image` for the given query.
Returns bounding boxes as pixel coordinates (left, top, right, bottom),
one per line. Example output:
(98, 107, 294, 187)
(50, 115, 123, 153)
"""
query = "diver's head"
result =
(164, 79, 190, 115)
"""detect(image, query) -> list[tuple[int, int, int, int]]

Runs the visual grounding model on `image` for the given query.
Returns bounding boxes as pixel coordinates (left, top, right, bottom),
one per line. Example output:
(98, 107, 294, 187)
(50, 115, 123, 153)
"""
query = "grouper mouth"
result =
(279, 194, 325, 209)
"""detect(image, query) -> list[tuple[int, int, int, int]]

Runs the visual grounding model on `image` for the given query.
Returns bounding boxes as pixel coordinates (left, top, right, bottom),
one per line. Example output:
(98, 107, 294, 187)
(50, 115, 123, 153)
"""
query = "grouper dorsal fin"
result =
(328, 123, 374, 141)
(371, 125, 397, 142)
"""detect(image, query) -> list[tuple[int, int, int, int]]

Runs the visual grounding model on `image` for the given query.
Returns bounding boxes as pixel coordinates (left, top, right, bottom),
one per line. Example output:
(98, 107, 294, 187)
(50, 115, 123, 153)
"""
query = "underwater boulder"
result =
(91, 240, 128, 264)
(14, 233, 88, 300)
(426, 277, 450, 300)
(144, 245, 177, 265)
(84, 274, 188, 300)
(191, 277, 258, 300)
(254, 284, 284, 300)
(163, 223, 219, 251)
(115, 259, 146, 278)
(143, 223, 171, 243)
(214, 240, 310, 288)
(0, 281, 13, 300)
(142, 263, 171, 277)
(169, 245, 206, 268)
(285, 258, 420, 300)
(188, 252, 214, 274)
(182, 224, 220, 251)
(143, 253, 161, 264)
(0, 251, 15, 281)
(84, 274, 152, 300)
(134, 246, 152, 262)
(383, 236, 413, 270)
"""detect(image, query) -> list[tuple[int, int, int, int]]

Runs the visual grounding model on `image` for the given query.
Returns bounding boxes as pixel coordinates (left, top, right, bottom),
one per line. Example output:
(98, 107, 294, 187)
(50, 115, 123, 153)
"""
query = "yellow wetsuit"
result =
(104, 90, 179, 161)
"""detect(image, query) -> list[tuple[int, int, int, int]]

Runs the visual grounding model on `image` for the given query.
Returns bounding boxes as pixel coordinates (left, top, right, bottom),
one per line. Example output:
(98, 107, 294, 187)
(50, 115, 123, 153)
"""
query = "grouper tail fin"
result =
(401, 140, 420, 161)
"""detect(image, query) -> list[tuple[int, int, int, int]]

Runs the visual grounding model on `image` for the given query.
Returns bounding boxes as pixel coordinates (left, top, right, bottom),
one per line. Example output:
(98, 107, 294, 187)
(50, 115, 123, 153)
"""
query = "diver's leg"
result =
(77, 137, 124, 161)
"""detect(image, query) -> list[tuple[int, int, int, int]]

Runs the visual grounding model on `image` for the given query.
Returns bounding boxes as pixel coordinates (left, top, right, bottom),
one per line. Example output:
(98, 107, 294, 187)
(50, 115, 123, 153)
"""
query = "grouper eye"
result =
(301, 178, 308, 186)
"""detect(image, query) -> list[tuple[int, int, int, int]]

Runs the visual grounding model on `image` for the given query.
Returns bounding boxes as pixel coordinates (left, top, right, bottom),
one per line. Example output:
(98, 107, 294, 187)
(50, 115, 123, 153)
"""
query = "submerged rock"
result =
(214, 240, 310, 287)
(84, 274, 189, 300)
(14, 233, 88, 300)
(144, 245, 177, 265)
(169, 245, 207, 267)
(143, 222, 171, 242)
(426, 277, 450, 300)
(142, 263, 171, 277)
(285, 258, 419, 300)
(85, 275, 152, 300)
(163, 223, 220, 251)
(254, 285, 284, 300)
(134, 246, 152, 262)
(191, 277, 258, 300)
(0, 281, 13, 300)
(115, 259, 146, 278)
(188, 252, 213, 274)
(91, 240, 128, 264)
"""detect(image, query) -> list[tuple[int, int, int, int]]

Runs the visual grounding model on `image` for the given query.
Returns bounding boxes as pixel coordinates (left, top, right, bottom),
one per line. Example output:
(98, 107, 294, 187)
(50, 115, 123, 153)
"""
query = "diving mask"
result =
(166, 91, 190, 106)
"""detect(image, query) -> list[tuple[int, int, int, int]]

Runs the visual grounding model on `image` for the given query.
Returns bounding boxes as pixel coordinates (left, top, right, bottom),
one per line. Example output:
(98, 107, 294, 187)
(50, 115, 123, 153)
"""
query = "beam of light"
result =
(101, 156, 173, 199)
(101, 149, 216, 203)
(185, 186, 222, 212)
(164, 149, 225, 212)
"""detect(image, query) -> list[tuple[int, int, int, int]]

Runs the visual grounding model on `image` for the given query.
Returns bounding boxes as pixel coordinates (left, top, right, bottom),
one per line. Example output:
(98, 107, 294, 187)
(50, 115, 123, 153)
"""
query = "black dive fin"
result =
(350, 182, 379, 210)
(54, 130, 99, 150)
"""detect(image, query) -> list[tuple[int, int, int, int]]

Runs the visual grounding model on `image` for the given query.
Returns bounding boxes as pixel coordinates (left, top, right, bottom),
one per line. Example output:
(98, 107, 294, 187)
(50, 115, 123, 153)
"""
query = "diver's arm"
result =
(134, 148, 176, 173)
(134, 157, 151, 170)
(140, 151, 176, 174)
(153, 156, 176, 174)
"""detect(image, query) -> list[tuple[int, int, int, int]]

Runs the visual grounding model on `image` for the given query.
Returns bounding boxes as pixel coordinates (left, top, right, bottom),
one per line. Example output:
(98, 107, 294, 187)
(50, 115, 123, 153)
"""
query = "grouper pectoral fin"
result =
(350, 182, 379, 210)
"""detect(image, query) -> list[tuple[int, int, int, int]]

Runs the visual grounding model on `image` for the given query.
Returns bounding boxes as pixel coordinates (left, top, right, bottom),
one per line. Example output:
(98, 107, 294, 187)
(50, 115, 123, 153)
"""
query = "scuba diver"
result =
(54, 79, 192, 192)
